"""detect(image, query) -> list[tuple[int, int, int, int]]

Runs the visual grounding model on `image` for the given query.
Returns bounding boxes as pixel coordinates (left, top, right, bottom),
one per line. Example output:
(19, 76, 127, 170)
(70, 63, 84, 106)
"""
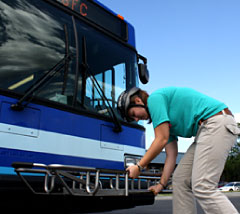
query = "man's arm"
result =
(160, 140, 178, 186)
(127, 122, 170, 179)
(139, 122, 170, 168)
(148, 140, 178, 195)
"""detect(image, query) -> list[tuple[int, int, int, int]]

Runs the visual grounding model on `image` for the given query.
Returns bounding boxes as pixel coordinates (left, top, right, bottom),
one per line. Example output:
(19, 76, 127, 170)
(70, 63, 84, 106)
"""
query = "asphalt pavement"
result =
(89, 192, 240, 214)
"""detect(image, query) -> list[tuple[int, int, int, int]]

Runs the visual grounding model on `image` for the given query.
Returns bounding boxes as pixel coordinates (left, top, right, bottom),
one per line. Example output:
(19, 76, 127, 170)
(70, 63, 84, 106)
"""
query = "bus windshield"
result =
(0, 0, 139, 121)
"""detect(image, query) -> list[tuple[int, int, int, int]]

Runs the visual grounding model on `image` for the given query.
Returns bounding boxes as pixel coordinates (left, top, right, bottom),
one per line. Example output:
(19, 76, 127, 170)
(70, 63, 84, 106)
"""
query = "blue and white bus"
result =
(0, 0, 157, 211)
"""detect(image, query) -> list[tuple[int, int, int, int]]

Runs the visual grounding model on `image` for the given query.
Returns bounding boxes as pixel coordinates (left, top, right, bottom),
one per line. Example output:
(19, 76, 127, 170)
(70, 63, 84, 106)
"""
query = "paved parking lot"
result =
(89, 192, 240, 214)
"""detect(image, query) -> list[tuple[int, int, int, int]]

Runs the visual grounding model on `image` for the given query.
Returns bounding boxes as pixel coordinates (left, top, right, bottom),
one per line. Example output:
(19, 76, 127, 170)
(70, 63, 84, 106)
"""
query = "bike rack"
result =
(12, 162, 160, 197)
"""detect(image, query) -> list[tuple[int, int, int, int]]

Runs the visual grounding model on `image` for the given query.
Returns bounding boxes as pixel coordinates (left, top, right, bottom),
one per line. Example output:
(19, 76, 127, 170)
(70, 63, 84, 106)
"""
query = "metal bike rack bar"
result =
(12, 162, 160, 197)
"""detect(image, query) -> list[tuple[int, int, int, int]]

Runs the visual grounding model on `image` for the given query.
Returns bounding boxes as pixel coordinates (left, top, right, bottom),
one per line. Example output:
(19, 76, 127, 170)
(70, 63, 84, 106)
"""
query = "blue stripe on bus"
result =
(0, 166, 16, 175)
(0, 147, 124, 174)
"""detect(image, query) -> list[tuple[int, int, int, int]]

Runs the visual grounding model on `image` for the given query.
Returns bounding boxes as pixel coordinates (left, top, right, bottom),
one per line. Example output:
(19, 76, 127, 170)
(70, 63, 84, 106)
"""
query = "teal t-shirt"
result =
(147, 87, 227, 141)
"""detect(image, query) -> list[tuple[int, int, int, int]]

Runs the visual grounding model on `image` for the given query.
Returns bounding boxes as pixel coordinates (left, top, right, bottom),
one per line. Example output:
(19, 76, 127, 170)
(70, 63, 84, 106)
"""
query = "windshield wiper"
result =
(72, 16, 81, 107)
(80, 36, 122, 133)
(11, 54, 72, 111)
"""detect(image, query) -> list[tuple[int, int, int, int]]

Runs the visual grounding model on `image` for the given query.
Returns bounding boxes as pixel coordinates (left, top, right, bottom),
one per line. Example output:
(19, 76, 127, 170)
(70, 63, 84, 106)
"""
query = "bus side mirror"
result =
(138, 63, 149, 84)
(138, 54, 149, 84)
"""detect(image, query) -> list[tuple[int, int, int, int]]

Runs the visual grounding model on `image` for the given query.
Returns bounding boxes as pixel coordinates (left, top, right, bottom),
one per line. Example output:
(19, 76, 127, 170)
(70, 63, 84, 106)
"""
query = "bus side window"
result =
(114, 63, 126, 106)
(85, 63, 127, 117)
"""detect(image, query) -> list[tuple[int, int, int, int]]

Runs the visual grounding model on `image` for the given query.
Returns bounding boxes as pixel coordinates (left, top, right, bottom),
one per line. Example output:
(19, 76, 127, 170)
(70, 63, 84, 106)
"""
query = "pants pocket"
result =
(225, 124, 240, 135)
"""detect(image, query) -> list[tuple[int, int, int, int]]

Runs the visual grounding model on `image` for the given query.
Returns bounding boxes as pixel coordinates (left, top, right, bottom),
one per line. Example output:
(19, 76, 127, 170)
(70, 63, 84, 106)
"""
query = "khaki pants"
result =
(172, 114, 240, 214)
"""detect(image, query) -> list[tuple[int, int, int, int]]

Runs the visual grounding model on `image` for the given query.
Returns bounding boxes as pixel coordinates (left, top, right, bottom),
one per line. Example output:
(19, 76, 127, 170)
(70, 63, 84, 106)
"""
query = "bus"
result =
(0, 0, 157, 212)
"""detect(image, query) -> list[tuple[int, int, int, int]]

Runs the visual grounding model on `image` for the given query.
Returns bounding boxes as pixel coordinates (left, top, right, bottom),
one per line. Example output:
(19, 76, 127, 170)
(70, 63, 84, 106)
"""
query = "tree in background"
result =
(221, 123, 240, 182)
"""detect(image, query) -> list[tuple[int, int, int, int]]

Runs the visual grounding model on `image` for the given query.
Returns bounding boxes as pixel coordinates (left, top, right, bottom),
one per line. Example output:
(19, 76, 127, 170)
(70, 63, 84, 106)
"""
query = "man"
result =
(117, 86, 240, 214)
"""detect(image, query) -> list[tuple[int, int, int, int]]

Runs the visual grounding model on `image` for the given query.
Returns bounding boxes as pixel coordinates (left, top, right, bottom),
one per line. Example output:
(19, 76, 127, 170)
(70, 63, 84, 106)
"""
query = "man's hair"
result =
(130, 89, 149, 105)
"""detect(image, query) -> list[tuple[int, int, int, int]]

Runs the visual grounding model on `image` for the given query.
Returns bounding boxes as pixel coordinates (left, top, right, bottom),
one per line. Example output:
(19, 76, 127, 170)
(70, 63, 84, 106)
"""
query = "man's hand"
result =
(148, 184, 164, 195)
(126, 165, 140, 179)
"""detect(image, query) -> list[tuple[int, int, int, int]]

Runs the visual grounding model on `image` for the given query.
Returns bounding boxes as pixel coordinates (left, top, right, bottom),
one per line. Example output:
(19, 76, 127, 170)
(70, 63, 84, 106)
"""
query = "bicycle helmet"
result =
(117, 87, 142, 122)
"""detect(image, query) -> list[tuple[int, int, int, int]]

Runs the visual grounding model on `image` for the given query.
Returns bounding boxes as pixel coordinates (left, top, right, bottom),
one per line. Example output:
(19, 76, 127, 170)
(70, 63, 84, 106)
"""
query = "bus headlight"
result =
(124, 155, 142, 168)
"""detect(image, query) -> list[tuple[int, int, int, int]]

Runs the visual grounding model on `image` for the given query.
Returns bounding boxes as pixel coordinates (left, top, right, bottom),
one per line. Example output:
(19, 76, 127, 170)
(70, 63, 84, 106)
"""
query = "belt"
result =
(198, 108, 233, 126)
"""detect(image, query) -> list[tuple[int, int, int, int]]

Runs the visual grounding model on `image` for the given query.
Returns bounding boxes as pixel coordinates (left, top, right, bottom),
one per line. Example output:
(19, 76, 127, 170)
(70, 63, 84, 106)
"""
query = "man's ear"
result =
(134, 97, 144, 105)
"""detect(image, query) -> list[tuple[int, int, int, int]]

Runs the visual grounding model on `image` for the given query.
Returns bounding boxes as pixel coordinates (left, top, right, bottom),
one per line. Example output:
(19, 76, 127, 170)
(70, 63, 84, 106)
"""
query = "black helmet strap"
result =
(127, 104, 146, 110)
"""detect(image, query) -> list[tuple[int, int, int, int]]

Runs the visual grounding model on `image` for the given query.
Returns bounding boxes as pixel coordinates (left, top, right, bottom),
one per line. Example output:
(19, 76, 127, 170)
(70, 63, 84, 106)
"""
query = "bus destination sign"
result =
(56, 0, 128, 40)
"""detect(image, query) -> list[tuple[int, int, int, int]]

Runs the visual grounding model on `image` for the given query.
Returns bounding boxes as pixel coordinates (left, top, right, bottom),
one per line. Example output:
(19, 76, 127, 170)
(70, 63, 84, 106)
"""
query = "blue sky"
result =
(98, 0, 240, 151)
